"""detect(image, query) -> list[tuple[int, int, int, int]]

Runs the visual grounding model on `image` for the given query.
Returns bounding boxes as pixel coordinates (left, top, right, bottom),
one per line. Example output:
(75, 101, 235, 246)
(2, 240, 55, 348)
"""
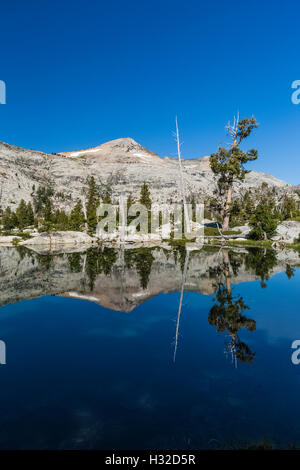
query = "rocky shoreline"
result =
(0, 218, 299, 256)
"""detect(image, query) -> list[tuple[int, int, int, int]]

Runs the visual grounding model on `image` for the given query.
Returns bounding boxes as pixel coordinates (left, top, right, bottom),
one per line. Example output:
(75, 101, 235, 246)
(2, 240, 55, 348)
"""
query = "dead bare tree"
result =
(175, 117, 191, 234)
(81, 193, 88, 233)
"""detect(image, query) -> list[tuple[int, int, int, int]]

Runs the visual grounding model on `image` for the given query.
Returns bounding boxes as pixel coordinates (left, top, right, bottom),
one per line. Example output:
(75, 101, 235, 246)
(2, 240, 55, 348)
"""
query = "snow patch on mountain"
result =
(70, 148, 103, 157)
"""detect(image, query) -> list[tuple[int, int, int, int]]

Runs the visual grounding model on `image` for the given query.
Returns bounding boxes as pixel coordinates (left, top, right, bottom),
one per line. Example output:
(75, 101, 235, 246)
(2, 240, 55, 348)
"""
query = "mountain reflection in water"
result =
(0, 244, 300, 449)
(0, 244, 299, 367)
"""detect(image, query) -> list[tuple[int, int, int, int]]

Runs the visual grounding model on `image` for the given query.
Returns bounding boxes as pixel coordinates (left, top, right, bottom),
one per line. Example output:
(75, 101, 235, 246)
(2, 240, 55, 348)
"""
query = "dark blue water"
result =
(0, 261, 299, 449)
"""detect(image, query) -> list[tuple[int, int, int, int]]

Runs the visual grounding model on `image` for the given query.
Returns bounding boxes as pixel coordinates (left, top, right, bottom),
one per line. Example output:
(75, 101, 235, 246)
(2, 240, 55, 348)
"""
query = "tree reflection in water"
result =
(125, 248, 155, 290)
(84, 247, 118, 290)
(245, 247, 277, 288)
(45, 244, 295, 365)
(209, 249, 256, 366)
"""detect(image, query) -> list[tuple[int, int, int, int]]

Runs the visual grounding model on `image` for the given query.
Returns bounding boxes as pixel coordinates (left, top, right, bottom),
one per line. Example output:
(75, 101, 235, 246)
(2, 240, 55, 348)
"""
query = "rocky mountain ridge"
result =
(0, 137, 295, 212)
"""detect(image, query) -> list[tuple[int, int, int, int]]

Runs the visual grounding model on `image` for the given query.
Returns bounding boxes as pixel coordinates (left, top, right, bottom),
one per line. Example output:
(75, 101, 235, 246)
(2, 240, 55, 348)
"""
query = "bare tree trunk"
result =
(222, 183, 232, 232)
(119, 194, 126, 242)
(175, 117, 191, 234)
(82, 196, 88, 233)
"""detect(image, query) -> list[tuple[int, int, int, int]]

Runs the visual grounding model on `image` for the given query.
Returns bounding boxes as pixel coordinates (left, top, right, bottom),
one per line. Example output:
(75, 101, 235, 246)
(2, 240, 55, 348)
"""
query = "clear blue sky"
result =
(0, 0, 300, 183)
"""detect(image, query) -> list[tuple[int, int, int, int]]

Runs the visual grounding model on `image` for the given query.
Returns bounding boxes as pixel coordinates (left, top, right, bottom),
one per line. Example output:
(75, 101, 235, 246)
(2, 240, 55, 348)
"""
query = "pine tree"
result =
(11, 211, 18, 229)
(33, 185, 53, 215)
(43, 199, 52, 222)
(281, 196, 298, 220)
(87, 207, 97, 235)
(210, 116, 259, 231)
(2, 207, 18, 230)
(243, 192, 255, 220)
(126, 194, 135, 225)
(53, 209, 69, 230)
(139, 183, 151, 210)
(86, 176, 98, 211)
(16, 199, 28, 229)
(26, 202, 34, 226)
(249, 199, 278, 240)
(68, 200, 85, 231)
(102, 193, 112, 204)
(127, 194, 135, 209)
(86, 176, 99, 234)
(229, 200, 243, 226)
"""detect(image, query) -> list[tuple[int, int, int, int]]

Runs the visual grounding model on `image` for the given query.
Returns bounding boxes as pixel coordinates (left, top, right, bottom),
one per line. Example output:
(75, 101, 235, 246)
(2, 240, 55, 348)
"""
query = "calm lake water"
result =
(0, 244, 299, 449)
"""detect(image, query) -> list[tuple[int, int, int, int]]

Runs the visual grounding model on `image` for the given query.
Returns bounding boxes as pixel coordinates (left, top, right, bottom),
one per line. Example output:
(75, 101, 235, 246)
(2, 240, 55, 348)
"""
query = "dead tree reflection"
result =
(173, 248, 190, 362)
